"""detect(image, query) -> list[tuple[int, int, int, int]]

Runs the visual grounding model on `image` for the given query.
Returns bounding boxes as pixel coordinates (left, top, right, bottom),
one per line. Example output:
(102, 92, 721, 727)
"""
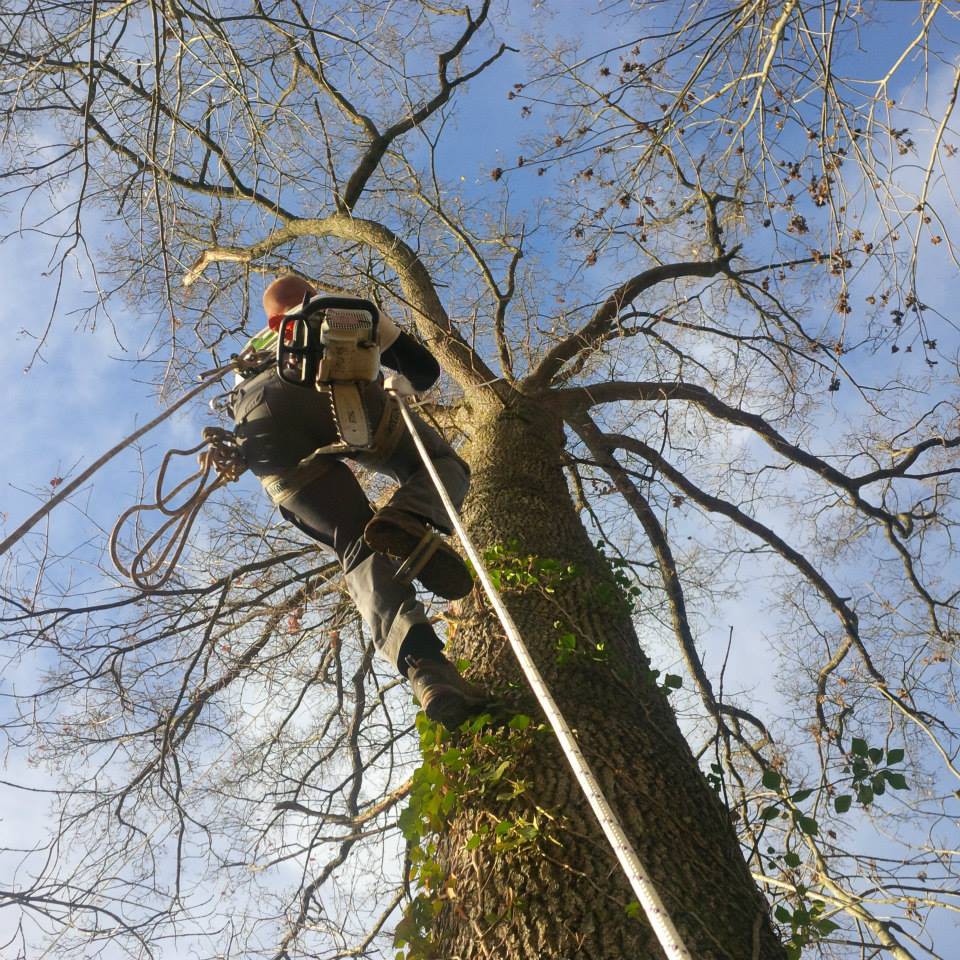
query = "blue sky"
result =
(2, 3, 959, 957)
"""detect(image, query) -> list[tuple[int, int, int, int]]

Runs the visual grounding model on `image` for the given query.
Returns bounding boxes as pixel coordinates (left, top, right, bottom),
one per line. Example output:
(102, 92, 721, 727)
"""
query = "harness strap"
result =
(260, 394, 405, 506)
(261, 459, 332, 506)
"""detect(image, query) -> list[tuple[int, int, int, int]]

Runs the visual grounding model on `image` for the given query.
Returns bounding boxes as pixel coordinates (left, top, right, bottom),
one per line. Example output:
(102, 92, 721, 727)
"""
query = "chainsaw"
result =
(276, 295, 382, 452)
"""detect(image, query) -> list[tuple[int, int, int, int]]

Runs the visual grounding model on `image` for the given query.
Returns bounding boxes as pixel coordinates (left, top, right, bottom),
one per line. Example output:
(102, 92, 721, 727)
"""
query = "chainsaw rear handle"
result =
(276, 312, 319, 387)
(275, 296, 380, 388)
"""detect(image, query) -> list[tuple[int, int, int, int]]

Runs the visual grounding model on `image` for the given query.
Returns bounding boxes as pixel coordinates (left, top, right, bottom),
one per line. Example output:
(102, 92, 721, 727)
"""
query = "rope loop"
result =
(200, 426, 247, 483)
(109, 427, 248, 592)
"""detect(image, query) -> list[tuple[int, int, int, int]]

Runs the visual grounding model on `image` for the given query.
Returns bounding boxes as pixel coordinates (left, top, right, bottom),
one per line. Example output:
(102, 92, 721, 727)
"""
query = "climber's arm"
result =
(381, 331, 441, 393)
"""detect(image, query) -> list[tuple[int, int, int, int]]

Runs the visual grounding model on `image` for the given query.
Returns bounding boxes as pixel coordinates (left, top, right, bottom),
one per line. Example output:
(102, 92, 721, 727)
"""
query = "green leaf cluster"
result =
(774, 896, 841, 959)
(641, 666, 684, 695)
(483, 540, 578, 594)
(757, 769, 819, 835)
(595, 540, 646, 614)
(394, 712, 548, 958)
(834, 739, 909, 811)
(705, 762, 724, 794)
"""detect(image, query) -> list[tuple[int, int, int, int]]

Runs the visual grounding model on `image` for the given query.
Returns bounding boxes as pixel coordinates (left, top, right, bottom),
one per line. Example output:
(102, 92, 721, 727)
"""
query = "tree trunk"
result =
(411, 394, 786, 960)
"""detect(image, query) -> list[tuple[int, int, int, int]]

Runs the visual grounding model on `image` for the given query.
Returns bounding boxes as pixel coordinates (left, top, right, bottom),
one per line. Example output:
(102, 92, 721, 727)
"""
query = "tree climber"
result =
(231, 276, 490, 729)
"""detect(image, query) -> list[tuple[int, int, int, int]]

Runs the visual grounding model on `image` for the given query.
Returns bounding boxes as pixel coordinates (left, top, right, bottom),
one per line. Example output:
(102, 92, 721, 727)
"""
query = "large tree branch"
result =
(526, 249, 738, 390)
(288, 0, 509, 211)
(572, 415, 772, 748)
(854, 433, 960, 489)
(581, 427, 873, 724)
(183, 214, 507, 396)
(554, 379, 909, 534)
(584, 425, 952, 754)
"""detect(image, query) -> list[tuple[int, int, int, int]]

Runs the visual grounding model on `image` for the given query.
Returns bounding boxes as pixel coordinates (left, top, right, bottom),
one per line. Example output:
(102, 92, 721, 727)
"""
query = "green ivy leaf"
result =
(858, 785, 874, 805)
(762, 769, 783, 790)
(834, 794, 852, 814)
(884, 771, 909, 790)
(508, 713, 532, 731)
(816, 918, 840, 935)
(791, 788, 813, 803)
(663, 674, 683, 689)
(775, 905, 792, 923)
(465, 713, 492, 734)
(397, 805, 421, 843)
(465, 832, 484, 851)
(490, 760, 511, 782)
(797, 815, 819, 836)
(625, 900, 642, 919)
(886, 748, 905, 765)
(868, 747, 884, 764)
(851, 737, 868, 757)
(783, 852, 802, 868)
(760, 805, 780, 820)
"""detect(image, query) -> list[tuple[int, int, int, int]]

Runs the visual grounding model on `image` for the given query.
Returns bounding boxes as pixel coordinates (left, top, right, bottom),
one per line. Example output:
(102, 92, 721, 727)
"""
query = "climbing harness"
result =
(387, 388, 695, 960)
(275, 295, 382, 454)
(257, 397, 405, 508)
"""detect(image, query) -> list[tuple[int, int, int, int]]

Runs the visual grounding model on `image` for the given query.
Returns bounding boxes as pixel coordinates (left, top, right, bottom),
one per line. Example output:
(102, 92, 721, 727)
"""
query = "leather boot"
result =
(364, 506, 473, 600)
(407, 656, 491, 730)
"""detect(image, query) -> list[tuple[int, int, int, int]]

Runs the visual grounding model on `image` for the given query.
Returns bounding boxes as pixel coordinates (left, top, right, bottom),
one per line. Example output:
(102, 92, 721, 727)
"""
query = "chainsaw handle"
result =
(276, 314, 321, 387)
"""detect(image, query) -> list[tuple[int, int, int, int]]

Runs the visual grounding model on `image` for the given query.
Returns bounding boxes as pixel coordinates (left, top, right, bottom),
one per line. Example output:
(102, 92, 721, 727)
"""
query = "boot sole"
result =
(424, 692, 472, 729)
(365, 512, 473, 600)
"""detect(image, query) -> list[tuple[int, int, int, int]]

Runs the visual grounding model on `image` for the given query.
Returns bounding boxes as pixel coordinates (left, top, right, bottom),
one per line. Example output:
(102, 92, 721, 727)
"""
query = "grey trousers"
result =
(232, 369, 470, 672)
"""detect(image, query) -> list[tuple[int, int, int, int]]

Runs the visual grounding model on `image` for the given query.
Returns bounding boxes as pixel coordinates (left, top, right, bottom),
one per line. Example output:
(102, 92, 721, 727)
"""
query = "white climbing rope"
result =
(109, 427, 247, 591)
(390, 393, 695, 960)
(1, 348, 270, 562)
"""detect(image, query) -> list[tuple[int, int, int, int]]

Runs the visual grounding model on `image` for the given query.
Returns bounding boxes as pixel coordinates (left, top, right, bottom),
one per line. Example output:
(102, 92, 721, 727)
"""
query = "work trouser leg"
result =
(232, 372, 443, 674)
(356, 407, 470, 533)
(279, 464, 443, 673)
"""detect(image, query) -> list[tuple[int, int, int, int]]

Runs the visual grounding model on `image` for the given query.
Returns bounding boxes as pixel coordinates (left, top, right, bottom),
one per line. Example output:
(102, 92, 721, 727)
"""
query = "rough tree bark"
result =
(415, 388, 786, 959)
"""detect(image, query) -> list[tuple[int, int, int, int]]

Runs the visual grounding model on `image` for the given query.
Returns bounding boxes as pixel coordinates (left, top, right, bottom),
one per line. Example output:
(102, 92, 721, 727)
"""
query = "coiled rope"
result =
(390, 390, 695, 960)
(0, 348, 269, 561)
(108, 427, 247, 591)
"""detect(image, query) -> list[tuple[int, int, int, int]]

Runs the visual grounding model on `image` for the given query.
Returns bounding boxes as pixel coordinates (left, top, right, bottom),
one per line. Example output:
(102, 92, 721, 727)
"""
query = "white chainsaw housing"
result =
(316, 306, 380, 385)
